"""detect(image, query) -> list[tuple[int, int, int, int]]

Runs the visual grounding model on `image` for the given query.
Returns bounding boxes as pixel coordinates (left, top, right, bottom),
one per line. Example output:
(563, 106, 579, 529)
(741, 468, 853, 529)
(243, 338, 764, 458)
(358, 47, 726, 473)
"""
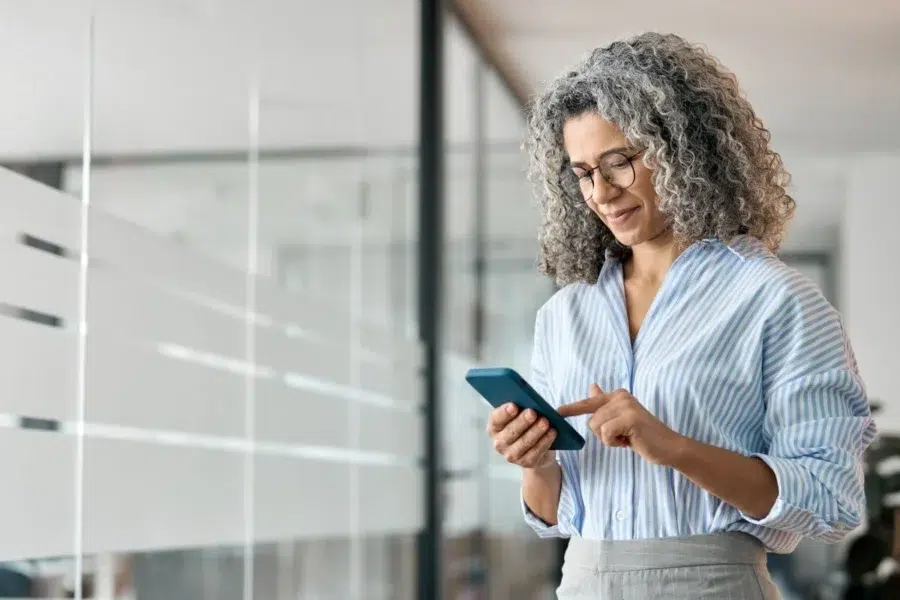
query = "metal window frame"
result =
(417, 1, 445, 599)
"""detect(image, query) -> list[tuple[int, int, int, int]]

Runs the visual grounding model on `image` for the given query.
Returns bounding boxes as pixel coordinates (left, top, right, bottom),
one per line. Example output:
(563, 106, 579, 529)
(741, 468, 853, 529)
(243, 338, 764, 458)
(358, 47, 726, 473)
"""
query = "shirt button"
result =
(615, 510, 626, 522)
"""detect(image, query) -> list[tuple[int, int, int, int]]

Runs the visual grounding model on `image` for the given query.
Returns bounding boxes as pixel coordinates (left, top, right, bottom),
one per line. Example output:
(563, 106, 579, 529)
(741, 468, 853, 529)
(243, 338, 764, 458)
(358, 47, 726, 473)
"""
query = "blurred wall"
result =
(842, 156, 900, 434)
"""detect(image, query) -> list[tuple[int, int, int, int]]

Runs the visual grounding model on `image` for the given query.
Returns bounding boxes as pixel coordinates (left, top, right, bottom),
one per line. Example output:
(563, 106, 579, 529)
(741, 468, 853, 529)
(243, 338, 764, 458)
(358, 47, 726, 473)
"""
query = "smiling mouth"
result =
(604, 207, 638, 225)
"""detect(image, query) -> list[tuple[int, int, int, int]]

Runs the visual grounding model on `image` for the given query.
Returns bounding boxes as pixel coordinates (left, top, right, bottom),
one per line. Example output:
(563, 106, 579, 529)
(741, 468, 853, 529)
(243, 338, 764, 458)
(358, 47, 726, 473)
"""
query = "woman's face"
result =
(562, 112, 669, 248)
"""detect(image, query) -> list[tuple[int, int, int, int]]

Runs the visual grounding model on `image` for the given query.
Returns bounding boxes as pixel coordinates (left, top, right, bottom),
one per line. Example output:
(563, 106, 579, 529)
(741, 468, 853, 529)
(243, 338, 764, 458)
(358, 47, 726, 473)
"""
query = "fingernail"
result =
(525, 410, 535, 421)
(508, 404, 518, 415)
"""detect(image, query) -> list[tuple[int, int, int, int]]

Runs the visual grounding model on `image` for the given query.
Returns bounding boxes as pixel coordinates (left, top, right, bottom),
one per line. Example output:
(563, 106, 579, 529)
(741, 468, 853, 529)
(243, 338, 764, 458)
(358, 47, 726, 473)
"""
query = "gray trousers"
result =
(557, 533, 782, 600)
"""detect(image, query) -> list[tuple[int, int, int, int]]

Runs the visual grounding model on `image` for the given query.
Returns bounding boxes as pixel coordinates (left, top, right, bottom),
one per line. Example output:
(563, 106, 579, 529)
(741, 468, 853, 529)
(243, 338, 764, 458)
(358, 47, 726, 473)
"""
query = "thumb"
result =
(589, 383, 603, 396)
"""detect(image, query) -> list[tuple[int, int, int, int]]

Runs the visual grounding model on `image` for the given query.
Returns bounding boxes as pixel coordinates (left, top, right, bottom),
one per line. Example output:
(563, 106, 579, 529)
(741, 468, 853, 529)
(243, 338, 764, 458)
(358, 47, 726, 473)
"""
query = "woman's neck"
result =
(624, 229, 682, 283)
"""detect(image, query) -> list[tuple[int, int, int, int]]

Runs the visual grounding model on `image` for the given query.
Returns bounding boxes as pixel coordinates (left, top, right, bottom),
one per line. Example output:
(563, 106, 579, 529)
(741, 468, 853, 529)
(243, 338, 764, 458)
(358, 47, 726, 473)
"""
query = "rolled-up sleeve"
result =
(520, 306, 582, 538)
(520, 452, 579, 538)
(744, 369, 876, 542)
(743, 278, 877, 542)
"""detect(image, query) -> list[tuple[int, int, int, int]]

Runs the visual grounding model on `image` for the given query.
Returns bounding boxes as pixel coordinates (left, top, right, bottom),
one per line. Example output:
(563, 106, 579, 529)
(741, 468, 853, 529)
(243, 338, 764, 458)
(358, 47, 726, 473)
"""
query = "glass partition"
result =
(0, 2, 90, 597)
(0, 2, 553, 598)
(78, 1, 419, 598)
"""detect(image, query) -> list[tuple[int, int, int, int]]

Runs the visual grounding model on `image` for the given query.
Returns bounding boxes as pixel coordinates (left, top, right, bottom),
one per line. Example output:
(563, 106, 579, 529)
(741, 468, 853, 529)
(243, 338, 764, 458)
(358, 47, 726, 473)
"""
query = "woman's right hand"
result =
(486, 403, 557, 469)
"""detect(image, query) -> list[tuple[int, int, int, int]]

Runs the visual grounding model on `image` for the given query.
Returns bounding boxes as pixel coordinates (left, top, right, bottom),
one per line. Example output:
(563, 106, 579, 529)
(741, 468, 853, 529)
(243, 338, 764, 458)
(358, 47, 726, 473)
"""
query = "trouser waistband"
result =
(564, 533, 767, 573)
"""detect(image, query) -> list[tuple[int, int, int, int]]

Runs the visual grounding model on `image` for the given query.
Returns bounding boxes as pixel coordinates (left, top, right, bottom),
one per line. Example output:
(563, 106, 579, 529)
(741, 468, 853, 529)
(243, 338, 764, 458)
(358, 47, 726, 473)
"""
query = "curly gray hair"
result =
(526, 32, 795, 286)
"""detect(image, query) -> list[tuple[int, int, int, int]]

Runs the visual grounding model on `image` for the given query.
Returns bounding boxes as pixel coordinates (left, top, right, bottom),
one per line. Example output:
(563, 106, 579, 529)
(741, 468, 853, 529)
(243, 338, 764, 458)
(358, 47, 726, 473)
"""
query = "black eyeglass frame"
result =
(565, 148, 644, 201)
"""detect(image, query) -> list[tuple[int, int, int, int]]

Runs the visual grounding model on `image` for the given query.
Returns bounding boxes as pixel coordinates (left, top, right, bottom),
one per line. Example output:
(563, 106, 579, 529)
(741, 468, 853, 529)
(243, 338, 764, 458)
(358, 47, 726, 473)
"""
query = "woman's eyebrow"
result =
(569, 147, 632, 169)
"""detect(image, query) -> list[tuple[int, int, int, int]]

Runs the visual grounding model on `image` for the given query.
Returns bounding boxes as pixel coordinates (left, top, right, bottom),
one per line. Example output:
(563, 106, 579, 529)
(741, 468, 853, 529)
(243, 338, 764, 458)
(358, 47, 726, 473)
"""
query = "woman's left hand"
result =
(558, 384, 684, 466)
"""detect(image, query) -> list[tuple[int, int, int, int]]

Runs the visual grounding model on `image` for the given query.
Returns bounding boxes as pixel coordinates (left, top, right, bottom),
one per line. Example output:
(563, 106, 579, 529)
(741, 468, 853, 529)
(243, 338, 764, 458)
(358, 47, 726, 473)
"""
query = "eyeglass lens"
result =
(577, 152, 636, 199)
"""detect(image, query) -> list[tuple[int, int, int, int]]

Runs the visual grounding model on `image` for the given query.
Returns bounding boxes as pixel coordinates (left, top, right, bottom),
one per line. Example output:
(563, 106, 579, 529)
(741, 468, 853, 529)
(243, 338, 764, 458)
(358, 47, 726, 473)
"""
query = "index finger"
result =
(557, 395, 610, 418)
(487, 403, 518, 432)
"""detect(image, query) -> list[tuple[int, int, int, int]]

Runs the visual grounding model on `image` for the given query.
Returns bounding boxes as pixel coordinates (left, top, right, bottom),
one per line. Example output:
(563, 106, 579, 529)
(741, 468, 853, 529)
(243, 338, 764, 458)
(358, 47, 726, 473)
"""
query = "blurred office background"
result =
(0, 1, 897, 599)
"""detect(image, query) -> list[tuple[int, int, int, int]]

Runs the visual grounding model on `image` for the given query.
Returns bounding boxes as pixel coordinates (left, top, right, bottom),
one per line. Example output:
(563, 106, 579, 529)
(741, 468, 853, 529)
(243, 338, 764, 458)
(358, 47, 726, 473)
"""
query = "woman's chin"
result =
(612, 228, 644, 248)
(612, 224, 670, 249)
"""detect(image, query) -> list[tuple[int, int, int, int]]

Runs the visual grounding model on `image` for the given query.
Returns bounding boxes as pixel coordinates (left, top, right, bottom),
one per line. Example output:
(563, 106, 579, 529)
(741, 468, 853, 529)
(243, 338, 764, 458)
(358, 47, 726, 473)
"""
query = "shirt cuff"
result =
(521, 492, 562, 538)
(741, 454, 843, 536)
(520, 461, 575, 539)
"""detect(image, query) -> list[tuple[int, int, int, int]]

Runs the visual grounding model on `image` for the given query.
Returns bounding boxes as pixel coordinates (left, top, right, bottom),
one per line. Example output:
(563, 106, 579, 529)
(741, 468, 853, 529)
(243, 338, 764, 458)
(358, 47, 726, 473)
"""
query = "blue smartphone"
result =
(465, 367, 585, 451)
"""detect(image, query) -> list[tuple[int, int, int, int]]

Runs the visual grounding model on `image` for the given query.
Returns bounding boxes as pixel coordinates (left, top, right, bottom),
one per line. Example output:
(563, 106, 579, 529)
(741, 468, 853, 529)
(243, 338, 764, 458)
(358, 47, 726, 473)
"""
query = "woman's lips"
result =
(605, 207, 638, 226)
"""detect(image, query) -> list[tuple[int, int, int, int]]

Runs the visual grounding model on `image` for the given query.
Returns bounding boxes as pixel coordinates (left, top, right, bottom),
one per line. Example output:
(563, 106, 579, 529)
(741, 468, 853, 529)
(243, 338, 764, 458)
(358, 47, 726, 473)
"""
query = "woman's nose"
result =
(592, 173, 621, 204)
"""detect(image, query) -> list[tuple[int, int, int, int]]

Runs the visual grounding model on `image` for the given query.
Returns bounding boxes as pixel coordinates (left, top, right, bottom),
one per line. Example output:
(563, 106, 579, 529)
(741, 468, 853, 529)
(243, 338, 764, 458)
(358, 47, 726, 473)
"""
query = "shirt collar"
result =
(600, 234, 769, 268)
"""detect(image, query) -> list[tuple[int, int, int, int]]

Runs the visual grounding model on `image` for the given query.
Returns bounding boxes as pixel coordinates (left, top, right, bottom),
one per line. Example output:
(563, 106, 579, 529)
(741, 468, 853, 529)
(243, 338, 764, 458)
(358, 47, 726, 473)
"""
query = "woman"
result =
(485, 32, 876, 599)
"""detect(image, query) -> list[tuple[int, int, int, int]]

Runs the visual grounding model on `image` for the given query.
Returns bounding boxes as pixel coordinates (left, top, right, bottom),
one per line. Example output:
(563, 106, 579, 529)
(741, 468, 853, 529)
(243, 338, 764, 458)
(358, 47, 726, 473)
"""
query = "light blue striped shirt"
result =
(522, 236, 877, 553)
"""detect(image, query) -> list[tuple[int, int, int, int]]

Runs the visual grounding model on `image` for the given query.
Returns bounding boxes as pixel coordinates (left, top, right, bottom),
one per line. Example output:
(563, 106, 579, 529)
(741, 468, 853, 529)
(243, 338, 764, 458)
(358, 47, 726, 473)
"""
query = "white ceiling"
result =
(468, 0, 900, 251)
(480, 0, 900, 153)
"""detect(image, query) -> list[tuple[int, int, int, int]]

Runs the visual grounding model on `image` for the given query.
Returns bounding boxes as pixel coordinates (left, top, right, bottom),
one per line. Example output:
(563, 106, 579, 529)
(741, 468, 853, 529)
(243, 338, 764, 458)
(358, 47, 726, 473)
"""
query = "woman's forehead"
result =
(563, 113, 628, 157)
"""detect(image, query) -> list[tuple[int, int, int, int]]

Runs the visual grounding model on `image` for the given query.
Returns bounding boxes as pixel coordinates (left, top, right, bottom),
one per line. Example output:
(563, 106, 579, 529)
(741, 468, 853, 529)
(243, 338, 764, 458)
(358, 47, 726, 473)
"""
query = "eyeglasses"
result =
(571, 150, 642, 201)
